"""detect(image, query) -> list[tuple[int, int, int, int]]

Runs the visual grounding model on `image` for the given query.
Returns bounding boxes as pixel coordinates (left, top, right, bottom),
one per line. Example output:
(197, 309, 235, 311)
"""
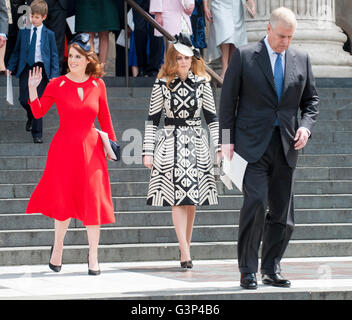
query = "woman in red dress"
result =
(26, 34, 117, 275)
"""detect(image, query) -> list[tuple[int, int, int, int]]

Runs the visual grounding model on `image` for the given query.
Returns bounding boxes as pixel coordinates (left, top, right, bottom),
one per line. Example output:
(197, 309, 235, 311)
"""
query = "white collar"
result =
(31, 24, 43, 32)
(264, 35, 286, 58)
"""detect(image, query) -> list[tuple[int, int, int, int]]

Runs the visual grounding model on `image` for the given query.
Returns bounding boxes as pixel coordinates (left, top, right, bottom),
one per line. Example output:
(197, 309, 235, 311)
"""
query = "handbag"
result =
(96, 129, 121, 161)
(109, 140, 121, 161)
(244, 1, 255, 19)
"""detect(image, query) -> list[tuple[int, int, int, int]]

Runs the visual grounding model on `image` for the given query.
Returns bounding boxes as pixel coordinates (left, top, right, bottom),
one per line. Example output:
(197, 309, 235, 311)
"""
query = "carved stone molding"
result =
(245, 0, 352, 77)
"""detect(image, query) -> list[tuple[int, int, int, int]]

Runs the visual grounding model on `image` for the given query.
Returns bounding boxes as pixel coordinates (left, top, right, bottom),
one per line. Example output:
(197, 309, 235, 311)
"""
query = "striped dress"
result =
(142, 72, 219, 207)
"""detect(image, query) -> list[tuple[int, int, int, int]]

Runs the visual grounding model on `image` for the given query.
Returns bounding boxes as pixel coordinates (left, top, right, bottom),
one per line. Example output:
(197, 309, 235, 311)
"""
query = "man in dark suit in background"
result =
(133, 0, 162, 77)
(219, 7, 319, 290)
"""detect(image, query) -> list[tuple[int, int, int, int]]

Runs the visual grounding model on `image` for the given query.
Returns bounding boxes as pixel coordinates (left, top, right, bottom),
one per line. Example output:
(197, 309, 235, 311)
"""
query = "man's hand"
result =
(294, 127, 310, 150)
(220, 144, 235, 161)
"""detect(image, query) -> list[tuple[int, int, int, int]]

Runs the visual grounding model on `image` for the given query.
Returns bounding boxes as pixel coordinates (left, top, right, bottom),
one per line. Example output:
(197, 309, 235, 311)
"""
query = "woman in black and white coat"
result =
(142, 33, 220, 269)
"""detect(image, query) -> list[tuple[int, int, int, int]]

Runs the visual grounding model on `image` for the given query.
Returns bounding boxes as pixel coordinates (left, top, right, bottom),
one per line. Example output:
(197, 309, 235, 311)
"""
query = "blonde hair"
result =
(157, 44, 210, 88)
(67, 43, 105, 78)
(270, 7, 297, 29)
(30, 0, 48, 17)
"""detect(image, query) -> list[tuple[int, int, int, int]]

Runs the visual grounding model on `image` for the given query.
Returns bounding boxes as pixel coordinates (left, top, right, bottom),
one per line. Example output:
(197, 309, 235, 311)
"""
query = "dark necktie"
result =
(28, 27, 37, 66)
(273, 52, 284, 126)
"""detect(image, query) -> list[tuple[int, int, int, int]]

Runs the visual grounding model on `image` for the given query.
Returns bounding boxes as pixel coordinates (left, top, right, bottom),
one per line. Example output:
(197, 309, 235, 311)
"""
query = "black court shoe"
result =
(49, 246, 62, 273)
(88, 254, 101, 276)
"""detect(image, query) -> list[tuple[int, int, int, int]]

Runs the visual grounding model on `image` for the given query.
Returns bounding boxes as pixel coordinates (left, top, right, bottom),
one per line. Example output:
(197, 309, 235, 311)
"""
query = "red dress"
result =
(26, 75, 117, 226)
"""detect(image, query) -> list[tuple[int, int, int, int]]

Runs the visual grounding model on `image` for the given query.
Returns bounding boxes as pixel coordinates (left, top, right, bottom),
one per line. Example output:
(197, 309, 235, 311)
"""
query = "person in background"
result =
(27, 0, 68, 75)
(132, 0, 162, 77)
(5, 0, 25, 67)
(150, 0, 194, 38)
(7, 0, 59, 144)
(190, 0, 207, 56)
(75, 0, 120, 73)
(206, 0, 256, 78)
(0, 0, 9, 73)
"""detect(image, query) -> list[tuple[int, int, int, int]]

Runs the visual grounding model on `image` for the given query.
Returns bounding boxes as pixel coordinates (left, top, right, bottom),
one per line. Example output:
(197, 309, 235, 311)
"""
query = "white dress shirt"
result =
(264, 35, 285, 75)
(263, 35, 310, 136)
(30, 24, 43, 63)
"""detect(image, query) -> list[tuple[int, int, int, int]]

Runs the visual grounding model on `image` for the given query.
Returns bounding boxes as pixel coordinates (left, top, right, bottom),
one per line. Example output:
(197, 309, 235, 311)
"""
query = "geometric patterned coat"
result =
(142, 71, 220, 206)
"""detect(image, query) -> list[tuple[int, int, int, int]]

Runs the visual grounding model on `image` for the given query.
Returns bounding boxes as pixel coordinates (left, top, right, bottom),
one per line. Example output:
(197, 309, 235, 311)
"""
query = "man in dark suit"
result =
(133, 0, 163, 77)
(219, 7, 319, 290)
(7, 0, 59, 143)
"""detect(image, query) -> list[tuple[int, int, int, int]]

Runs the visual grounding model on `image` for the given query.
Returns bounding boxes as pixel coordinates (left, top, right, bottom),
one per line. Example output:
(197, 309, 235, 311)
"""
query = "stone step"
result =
(1, 180, 352, 199)
(1, 134, 352, 153)
(0, 223, 351, 248)
(0, 154, 350, 170)
(303, 143, 352, 154)
(2, 97, 350, 116)
(1, 239, 352, 266)
(0, 155, 143, 170)
(1, 194, 351, 214)
(297, 154, 352, 167)
(0, 208, 351, 230)
(1, 120, 352, 143)
(0, 166, 351, 184)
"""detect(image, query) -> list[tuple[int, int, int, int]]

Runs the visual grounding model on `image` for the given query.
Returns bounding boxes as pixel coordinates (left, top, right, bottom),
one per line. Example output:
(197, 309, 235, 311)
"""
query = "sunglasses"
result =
(69, 33, 91, 51)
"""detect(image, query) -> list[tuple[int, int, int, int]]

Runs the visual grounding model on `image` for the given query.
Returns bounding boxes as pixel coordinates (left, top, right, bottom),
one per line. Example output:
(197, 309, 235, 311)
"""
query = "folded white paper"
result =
(6, 73, 13, 105)
(66, 16, 76, 34)
(96, 129, 117, 161)
(220, 152, 248, 192)
(116, 29, 129, 48)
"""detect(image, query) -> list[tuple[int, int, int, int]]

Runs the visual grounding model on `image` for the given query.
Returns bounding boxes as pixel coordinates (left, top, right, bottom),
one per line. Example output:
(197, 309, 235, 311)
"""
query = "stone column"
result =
(245, 0, 352, 77)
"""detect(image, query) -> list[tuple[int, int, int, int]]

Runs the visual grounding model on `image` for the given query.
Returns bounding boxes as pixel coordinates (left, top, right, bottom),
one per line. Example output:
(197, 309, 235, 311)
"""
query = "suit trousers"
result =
(43, 2, 67, 75)
(19, 62, 48, 138)
(238, 127, 295, 274)
(133, 0, 163, 75)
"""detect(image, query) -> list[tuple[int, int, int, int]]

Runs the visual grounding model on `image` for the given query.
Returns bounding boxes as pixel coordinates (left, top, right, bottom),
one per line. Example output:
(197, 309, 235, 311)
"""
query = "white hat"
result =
(172, 33, 201, 59)
(173, 41, 194, 57)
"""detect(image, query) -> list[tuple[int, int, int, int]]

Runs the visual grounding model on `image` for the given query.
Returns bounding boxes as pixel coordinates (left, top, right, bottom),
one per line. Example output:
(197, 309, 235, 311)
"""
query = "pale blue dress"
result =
(207, 0, 248, 61)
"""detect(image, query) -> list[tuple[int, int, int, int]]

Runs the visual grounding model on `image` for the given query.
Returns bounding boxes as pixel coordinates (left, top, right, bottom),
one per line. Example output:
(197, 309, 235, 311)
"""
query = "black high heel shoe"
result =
(49, 246, 62, 272)
(179, 249, 192, 269)
(87, 254, 101, 276)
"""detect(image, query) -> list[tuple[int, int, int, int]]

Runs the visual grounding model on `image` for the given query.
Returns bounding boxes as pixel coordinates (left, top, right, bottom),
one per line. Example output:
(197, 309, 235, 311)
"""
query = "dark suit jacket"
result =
(219, 38, 320, 168)
(7, 24, 59, 79)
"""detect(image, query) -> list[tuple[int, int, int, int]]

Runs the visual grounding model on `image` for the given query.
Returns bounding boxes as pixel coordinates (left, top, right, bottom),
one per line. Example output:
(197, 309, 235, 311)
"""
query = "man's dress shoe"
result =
(240, 273, 257, 289)
(26, 119, 32, 132)
(33, 137, 43, 144)
(262, 273, 291, 287)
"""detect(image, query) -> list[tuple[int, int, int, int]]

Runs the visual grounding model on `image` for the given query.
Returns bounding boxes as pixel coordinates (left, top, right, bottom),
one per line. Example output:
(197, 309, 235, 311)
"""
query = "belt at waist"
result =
(164, 117, 201, 127)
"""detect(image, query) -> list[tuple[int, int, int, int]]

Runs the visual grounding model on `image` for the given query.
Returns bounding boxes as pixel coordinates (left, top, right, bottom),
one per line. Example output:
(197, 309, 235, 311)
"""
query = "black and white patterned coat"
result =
(142, 72, 220, 207)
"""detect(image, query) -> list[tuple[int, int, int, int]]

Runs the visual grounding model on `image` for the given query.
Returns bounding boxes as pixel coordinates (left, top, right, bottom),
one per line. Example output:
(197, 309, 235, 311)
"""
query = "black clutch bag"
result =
(109, 139, 121, 161)
(96, 129, 120, 162)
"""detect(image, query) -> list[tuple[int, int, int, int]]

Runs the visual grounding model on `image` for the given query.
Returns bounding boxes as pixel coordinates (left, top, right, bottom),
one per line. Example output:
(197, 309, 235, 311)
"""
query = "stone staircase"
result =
(0, 77, 351, 266)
